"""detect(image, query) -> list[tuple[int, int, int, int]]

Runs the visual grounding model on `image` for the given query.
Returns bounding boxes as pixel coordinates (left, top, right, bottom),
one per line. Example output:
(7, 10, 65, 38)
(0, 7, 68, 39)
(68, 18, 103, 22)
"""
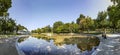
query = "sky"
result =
(8, 0, 112, 31)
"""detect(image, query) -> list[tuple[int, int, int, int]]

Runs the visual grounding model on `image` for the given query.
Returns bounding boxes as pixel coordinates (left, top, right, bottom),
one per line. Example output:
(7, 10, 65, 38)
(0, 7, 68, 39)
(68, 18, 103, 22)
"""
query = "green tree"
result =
(76, 14, 85, 24)
(76, 14, 86, 32)
(7, 18, 16, 33)
(60, 23, 70, 33)
(53, 21, 64, 33)
(0, 17, 16, 34)
(31, 30, 38, 33)
(70, 22, 80, 33)
(107, 0, 120, 33)
(0, 0, 17, 34)
(32, 25, 52, 33)
(16, 24, 27, 32)
(0, 0, 28, 34)
(55, 25, 64, 33)
(85, 17, 94, 33)
(78, 16, 94, 33)
(0, 0, 12, 16)
(43, 25, 51, 33)
(36, 28, 41, 34)
(96, 11, 108, 33)
(54, 23, 71, 33)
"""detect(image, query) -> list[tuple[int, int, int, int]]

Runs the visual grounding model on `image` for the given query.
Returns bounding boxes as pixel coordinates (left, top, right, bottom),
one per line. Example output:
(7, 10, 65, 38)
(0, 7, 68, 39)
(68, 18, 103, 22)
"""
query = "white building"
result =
(17, 29, 30, 35)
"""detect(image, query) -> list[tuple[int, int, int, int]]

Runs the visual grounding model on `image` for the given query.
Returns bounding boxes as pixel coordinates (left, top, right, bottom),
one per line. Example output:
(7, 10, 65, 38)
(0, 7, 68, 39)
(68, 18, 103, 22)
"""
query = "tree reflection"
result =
(18, 36, 29, 43)
(18, 36, 100, 51)
(62, 37, 100, 51)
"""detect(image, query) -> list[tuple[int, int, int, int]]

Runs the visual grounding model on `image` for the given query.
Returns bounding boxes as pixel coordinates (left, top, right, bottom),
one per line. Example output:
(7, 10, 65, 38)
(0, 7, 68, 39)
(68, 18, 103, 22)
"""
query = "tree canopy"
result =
(0, 0, 12, 16)
(0, 0, 27, 34)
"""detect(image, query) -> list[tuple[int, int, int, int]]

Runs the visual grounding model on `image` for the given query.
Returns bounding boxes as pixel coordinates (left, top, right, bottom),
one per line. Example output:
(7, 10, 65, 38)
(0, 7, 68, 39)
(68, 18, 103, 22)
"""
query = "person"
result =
(102, 33, 107, 39)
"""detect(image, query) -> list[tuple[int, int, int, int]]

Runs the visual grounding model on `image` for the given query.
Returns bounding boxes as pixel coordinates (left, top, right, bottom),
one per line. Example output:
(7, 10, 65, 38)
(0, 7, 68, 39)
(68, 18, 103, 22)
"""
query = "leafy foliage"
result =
(0, 0, 12, 16)
(0, 0, 27, 34)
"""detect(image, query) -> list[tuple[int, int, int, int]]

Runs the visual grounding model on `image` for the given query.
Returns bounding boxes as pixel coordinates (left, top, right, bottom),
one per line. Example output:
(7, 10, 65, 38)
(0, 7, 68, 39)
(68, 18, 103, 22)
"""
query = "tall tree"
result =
(78, 16, 94, 33)
(0, 0, 12, 16)
(53, 21, 64, 33)
(96, 11, 108, 33)
(76, 14, 85, 24)
(16, 24, 27, 32)
(107, 0, 120, 33)
(85, 17, 94, 33)
(0, 17, 16, 34)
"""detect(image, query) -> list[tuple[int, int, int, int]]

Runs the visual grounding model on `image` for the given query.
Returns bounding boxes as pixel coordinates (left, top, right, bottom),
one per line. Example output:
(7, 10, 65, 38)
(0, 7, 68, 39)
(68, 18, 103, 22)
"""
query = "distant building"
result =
(17, 29, 30, 35)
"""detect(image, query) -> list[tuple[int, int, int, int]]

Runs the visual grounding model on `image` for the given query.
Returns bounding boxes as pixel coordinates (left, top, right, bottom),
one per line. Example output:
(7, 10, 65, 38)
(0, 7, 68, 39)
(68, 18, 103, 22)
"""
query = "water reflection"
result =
(18, 36, 100, 55)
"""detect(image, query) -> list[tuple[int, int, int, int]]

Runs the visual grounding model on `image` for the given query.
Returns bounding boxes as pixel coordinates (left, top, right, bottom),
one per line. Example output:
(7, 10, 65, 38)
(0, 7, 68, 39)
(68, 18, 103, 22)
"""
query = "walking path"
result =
(92, 34, 120, 55)
(0, 35, 26, 55)
(0, 37, 19, 55)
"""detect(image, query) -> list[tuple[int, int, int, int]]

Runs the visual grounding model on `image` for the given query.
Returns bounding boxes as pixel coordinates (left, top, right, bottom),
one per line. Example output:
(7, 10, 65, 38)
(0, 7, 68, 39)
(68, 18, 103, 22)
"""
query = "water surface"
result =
(18, 36, 100, 55)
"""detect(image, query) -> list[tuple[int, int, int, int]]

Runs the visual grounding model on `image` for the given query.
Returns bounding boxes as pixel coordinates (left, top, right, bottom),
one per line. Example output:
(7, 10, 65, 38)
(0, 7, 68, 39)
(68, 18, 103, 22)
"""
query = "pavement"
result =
(0, 37, 19, 55)
(92, 34, 120, 55)
(0, 36, 26, 55)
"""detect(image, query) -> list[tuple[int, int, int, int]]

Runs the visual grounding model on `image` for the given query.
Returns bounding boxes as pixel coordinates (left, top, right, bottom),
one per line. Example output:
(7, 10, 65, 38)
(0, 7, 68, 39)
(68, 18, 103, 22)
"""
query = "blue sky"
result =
(8, 0, 112, 31)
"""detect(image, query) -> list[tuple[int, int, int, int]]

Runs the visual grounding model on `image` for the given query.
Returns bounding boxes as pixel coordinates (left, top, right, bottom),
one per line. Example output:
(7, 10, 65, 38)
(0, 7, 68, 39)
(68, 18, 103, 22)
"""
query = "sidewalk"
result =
(0, 37, 19, 55)
(0, 35, 27, 55)
(92, 34, 120, 55)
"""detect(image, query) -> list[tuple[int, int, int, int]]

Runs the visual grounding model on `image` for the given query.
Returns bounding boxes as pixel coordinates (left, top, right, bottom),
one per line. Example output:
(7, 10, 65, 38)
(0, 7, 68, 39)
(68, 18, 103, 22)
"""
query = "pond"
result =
(17, 36, 100, 55)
